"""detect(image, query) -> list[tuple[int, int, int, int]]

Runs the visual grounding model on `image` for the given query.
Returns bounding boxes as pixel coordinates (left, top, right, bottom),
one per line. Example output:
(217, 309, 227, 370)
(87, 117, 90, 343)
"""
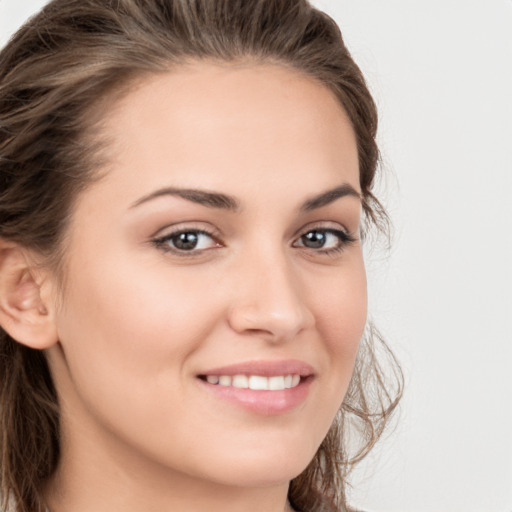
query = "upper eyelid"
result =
(293, 228, 355, 246)
(293, 220, 353, 240)
(154, 229, 216, 243)
(152, 222, 221, 239)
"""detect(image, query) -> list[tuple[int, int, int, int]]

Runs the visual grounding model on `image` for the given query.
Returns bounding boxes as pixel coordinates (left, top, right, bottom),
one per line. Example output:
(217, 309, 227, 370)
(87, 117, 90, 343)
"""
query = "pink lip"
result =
(198, 359, 315, 378)
(197, 359, 315, 416)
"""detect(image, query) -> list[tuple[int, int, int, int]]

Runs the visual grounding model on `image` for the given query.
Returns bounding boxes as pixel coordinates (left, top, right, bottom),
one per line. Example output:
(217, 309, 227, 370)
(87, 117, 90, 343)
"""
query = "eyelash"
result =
(152, 225, 357, 257)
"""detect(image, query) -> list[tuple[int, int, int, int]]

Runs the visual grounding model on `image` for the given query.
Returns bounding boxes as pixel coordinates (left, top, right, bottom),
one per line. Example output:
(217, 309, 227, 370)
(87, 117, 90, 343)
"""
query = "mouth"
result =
(197, 360, 314, 415)
(198, 374, 304, 390)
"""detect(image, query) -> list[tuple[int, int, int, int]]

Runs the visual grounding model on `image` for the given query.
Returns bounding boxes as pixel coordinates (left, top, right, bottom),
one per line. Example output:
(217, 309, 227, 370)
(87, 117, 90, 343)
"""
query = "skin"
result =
(38, 62, 367, 512)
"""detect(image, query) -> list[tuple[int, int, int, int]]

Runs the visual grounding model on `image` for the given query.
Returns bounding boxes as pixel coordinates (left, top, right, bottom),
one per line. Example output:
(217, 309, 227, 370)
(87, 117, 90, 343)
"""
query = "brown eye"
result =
(300, 231, 328, 249)
(155, 230, 219, 253)
(172, 232, 200, 251)
(294, 228, 356, 254)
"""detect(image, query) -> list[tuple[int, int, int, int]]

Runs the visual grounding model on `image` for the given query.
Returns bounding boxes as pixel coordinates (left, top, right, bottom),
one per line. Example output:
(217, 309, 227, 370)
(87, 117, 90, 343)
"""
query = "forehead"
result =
(86, 61, 359, 206)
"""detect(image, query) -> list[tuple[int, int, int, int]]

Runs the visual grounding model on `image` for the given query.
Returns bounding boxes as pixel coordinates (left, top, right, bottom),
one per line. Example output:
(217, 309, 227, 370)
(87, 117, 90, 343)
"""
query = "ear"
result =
(0, 242, 59, 349)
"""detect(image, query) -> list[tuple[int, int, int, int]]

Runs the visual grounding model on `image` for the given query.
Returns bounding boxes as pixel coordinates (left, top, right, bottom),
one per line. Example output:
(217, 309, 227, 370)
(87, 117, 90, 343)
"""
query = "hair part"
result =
(0, 1, 403, 511)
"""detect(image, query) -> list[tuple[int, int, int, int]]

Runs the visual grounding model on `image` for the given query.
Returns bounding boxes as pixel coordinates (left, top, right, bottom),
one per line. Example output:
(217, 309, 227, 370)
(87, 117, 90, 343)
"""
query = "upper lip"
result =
(198, 359, 315, 378)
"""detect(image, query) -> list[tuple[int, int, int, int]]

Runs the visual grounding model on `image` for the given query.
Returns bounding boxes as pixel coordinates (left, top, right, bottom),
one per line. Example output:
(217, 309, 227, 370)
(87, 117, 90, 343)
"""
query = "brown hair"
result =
(0, 1, 403, 511)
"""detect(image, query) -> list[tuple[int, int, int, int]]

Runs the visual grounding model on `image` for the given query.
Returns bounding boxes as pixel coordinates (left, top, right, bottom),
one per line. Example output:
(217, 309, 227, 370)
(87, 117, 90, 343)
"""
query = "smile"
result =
(197, 360, 314, 415)
(203, 374, 301, 391)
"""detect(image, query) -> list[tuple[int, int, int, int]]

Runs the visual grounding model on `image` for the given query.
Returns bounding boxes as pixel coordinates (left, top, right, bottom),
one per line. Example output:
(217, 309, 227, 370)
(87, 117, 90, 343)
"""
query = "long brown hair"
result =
(0, 1, 403, 511)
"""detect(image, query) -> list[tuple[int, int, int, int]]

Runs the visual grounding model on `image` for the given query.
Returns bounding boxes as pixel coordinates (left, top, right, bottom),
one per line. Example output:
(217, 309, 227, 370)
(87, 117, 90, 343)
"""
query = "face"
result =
(47, 62, 366, 490)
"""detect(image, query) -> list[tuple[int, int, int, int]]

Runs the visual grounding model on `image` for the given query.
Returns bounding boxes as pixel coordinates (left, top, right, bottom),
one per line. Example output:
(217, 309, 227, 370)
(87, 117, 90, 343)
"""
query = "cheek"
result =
(310, 256, 367, 397)
(315, 255, 367, 345)
(52, 257, 233, 467)
(53, 253, 225, 409)
(62, 268, 210, 351)
(323, 281, 367, 357)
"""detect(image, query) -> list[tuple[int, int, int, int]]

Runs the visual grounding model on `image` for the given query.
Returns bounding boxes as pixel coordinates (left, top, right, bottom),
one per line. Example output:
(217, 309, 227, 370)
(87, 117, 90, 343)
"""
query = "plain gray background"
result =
(1, 1, 511, 511)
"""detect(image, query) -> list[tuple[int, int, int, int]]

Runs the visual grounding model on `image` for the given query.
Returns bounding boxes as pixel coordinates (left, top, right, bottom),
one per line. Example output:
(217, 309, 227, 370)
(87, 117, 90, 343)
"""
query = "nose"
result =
(227, 252, 315, 343)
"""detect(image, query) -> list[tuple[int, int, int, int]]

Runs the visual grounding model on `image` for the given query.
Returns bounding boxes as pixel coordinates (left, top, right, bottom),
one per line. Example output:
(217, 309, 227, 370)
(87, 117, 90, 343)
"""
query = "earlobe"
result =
(0, 243, 59, 349)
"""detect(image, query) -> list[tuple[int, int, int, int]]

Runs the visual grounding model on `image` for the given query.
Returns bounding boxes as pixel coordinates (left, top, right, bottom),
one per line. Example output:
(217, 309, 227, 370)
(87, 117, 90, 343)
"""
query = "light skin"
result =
(0, 62, 366, 512)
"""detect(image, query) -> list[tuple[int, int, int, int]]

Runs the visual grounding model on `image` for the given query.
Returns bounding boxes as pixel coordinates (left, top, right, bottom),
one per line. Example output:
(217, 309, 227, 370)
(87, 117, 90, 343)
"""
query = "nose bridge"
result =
(228, 241, 314, 340)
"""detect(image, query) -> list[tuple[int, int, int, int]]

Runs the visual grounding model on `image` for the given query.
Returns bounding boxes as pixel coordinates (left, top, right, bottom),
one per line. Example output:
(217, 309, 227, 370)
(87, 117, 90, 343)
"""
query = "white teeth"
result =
(249, 375, 268, 390)
(205, 374, 302, 390)
(268, 376, 285, 391)
(218, 376, 232, 387)
(232, 375, 249, 388)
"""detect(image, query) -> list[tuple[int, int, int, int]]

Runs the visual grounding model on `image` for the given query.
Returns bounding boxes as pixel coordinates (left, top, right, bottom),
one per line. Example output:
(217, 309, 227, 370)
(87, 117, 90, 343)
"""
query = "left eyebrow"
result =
(300, 183, 361, 212)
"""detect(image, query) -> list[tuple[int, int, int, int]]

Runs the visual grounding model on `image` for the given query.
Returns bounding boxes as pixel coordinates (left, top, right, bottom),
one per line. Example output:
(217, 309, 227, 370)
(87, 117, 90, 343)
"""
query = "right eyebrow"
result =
(130, 187, 240, 211)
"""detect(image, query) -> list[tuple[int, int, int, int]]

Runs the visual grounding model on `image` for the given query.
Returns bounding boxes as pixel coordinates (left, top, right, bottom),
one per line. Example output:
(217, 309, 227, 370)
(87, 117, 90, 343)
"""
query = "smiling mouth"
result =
(198, 374, 303, 391)
(197, 361, 314, 414)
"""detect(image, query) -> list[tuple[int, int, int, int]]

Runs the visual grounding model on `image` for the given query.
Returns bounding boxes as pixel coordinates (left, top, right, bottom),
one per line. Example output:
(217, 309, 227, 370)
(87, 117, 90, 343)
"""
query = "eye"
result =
(293, 228, 356, 254)
(154, 229, 220, 254)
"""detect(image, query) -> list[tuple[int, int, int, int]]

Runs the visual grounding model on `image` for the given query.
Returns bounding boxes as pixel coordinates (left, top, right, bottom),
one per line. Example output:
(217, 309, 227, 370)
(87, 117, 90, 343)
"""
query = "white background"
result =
(1, 1, 511, 511)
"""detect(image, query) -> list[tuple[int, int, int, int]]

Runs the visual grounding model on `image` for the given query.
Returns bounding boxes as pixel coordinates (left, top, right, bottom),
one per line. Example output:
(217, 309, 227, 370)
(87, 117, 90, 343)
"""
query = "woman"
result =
(0, 1, 402, 511)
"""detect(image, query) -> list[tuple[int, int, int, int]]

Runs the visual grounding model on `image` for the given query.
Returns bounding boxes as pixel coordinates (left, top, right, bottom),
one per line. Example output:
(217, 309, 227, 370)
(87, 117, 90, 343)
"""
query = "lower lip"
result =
(198, 377, 312, 416)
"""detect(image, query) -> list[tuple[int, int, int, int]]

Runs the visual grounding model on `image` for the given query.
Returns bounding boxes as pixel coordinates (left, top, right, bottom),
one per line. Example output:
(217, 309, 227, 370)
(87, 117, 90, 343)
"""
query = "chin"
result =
(207, 461, 309, 488)
(193, 441, 318, 488)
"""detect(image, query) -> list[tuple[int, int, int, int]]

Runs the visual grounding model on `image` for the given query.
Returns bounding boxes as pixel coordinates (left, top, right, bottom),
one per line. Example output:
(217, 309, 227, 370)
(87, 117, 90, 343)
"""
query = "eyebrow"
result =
(300, 183, 361, 211)
(130, 187, 240, 211)
(130, 183, 360, 211)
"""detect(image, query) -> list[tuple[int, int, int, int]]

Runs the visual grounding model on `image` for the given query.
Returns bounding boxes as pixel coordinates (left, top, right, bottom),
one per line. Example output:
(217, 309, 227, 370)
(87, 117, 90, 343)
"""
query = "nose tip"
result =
(227, 270, 315, 343)
(228, 304, 314, 342)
